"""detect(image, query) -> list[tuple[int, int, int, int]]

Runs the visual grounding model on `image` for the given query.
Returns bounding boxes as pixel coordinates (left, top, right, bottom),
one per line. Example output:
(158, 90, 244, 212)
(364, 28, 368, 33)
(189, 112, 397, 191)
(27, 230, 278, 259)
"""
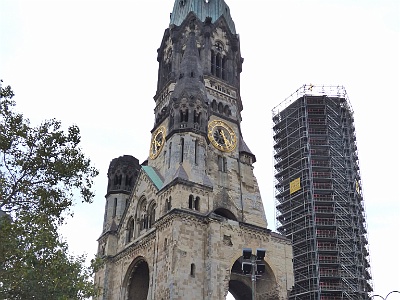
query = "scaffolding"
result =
(272, 85, 372, 300)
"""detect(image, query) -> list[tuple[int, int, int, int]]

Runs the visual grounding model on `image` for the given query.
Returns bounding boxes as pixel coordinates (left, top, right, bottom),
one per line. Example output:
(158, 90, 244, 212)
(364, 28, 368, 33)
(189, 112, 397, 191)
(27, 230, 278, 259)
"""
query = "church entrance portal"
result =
(228, 257, 278, 300)
(126, 258, 149, 300)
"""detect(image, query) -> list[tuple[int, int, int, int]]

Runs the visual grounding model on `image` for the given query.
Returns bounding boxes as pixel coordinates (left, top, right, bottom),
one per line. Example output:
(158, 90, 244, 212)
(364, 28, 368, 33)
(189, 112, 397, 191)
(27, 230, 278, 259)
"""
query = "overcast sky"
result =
(1, 0, 399, 298)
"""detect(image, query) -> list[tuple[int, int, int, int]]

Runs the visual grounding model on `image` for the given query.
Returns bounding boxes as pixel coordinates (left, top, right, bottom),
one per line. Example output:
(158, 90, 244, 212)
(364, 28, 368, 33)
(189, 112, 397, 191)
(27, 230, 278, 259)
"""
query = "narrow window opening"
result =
(218, 102, 223, 114)
(127, 219, 134, 243)
(218, 156, 227, 172)
(195, 197, 200, 211)
(168, 142, 172, 168)
(180, 138, 185, 163)
(149, 205, 156, 228)
(223, 157, 227, 172)
(211, 45, 226, 80)
(212, 100, 217, 111)
(211, 50, 216, 75)
(113, 198, 117, 217)
(190, 263, 196, 277)
(180, 109, 189, 123)
(189, 195, 194, 209)
(216, 53, 221, 78)
(125, 175, 132, 187)
(222, 56, 226, 80)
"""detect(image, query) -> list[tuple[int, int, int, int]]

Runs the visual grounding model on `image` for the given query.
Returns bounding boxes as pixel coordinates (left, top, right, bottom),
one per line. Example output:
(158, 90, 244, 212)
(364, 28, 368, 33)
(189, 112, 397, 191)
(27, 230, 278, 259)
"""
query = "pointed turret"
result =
(170, 30, 207, 100)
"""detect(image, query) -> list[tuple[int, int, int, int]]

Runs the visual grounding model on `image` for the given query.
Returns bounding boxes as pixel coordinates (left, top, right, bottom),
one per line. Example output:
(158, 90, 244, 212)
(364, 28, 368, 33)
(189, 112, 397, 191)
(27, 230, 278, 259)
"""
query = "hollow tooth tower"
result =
(95, 1, 294, 299)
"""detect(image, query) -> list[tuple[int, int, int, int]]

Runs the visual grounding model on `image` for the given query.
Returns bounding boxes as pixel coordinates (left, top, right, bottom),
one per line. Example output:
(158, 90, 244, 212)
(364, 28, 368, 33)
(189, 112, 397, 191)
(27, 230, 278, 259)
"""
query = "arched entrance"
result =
(214, 208, 237, 221)
(228, 257, 278, 300)
(228, 280, 252, 300)
(125, 258, 150, 300)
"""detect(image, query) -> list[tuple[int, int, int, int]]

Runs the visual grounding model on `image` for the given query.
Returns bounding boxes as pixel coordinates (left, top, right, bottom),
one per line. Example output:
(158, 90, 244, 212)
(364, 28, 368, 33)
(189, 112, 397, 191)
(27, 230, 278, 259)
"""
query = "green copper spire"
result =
(170, 0, 236, 34)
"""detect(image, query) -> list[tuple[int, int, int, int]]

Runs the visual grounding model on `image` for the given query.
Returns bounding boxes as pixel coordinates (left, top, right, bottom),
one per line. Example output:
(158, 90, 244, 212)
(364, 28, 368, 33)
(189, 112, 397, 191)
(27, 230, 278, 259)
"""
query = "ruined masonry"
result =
(94, 0, 294, 299)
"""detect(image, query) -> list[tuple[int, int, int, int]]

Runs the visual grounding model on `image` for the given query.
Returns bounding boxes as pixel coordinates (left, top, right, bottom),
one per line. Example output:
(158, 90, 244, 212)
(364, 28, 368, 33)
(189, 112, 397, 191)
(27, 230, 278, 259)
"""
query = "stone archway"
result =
(214, 207, 237, 221)
(228, 257, 279, 300)
(125, 258, 150, 300)
(229, 279, 252, 300)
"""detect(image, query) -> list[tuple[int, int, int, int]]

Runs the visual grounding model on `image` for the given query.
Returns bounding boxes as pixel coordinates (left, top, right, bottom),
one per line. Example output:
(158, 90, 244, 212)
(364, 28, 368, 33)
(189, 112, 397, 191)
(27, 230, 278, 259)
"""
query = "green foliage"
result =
(0, 212, 100, 299)
(0, 81, 100, 299)
(0, 82, 98, 221)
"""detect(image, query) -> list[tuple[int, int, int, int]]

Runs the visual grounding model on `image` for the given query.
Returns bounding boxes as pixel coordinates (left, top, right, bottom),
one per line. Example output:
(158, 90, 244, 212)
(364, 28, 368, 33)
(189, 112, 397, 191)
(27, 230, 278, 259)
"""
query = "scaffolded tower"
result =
(272, 85, 373, 300)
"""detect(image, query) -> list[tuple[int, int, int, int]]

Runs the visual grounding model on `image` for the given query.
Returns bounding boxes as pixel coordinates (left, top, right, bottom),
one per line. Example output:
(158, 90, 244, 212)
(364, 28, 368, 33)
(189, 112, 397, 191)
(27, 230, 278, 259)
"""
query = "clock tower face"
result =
(149, 126, 166, 159)
(208, 120, 237, 152)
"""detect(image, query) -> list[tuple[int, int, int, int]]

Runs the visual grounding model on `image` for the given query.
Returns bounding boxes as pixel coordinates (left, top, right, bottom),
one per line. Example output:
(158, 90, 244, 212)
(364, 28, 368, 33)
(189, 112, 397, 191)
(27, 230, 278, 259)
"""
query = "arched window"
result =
(218, 102, 224, 114)
(194, 110, 201, 125)
(211, 100, 217, 111)
(165, 197, 172, 212)
(189, 195, 194, 209)
(180, 108, 188, 123)
(148, 203, 156, 228)
(114, 174, 122, 186)
(211, 42, 226, 80)
(138, 198, 147, 231)
(125, 175, 132, 187)
(224, 105, 231, 116)
(127, 218, 134, 243)
(194, 196, 200, 211)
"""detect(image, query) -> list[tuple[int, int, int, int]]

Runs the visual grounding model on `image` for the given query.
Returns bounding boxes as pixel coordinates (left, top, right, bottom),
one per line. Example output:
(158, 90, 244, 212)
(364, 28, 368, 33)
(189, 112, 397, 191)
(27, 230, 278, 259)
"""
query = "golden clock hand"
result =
(152, 139, 161, 150)
(220, 130, 231, 147)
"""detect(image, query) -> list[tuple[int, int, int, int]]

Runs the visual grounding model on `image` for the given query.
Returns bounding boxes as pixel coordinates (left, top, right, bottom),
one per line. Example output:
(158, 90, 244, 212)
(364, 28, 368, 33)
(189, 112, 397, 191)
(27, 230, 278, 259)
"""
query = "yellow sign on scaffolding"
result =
(290, 177, 301, 194)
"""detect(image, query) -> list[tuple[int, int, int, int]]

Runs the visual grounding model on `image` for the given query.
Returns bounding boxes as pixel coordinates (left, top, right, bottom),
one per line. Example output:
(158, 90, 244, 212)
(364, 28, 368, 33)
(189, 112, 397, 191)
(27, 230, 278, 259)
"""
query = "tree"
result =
(0, 81, 100, 299)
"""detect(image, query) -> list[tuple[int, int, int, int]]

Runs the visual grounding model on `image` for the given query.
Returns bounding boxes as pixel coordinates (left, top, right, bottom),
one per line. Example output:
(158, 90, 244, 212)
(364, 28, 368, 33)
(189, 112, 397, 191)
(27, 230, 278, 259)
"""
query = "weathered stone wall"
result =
(95, 212, 293, 300)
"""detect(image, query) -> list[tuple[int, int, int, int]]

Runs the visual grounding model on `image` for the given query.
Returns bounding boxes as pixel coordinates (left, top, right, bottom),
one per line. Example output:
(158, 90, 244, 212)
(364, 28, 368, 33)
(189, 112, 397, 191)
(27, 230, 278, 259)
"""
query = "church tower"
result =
(95, 1, 294, 299)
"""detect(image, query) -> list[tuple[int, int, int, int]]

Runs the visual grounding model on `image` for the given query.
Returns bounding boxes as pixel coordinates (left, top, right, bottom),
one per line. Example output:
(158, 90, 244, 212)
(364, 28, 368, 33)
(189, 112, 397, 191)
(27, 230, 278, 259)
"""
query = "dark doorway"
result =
(127, 259, 150, 300)
(228, 256, 278, 300)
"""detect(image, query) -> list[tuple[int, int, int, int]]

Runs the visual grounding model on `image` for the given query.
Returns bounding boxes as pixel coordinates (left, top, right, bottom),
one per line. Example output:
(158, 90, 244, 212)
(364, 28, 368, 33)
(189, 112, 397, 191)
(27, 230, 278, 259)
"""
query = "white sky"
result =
(1, 0, 399, 298)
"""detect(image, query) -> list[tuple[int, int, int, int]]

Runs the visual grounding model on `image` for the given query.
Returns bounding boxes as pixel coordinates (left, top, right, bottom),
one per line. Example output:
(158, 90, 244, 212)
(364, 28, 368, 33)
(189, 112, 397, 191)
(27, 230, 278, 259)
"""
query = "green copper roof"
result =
(142, 166, 164, 190)
(170, 0, 236, 34)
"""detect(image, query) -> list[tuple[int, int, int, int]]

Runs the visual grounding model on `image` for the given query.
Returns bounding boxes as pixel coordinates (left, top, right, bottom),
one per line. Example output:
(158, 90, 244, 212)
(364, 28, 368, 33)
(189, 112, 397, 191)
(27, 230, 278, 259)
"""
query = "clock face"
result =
(149, 126, 166, 159)
(208, 120, 237, 152)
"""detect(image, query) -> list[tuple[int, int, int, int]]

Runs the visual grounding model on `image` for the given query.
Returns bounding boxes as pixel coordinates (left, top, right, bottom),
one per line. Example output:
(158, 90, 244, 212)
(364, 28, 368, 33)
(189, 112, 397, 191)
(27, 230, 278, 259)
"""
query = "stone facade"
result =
(94, 1, 294, 299)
